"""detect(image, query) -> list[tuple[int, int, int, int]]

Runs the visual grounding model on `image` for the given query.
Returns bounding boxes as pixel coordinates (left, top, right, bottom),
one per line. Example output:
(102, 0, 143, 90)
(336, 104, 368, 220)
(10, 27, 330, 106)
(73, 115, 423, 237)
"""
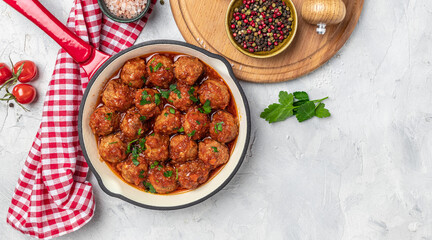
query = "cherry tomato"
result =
(13, 60, 38, 83)
(12, 84, 37, 104)
(0, 63, 13, 85)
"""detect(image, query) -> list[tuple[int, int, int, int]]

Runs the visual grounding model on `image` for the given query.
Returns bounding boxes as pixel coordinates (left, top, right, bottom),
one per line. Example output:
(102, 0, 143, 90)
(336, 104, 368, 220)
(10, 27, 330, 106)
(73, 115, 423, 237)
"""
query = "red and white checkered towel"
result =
(6, 0, 155, 238)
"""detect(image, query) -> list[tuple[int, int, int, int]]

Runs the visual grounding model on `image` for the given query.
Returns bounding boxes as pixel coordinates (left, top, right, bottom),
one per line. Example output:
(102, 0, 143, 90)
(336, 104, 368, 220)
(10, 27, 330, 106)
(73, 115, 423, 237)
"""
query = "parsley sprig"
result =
(260, 91, 330, 123)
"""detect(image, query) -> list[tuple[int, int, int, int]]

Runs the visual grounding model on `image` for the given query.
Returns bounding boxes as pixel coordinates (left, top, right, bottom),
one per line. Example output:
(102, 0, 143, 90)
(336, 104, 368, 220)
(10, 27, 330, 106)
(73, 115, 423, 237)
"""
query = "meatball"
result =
(120, 58, 147, 88)
(134, 88, 162, 118)
(154, 106, 182, 135)
(182, 107, 210, 140)
(118, 155, 148, 186)
(147, 165, 178, 194)
(144, 133, 169, 162)
(146, 54, 174, 88)
(210, 111, 239, 143)
(197, 79, 230, 110)
(99, 134, 127, 163)
(120, 108, 147, 139)
(102, 79, 133, 112)
(169, 135, 198, 164)
(89, 106, 120, 136)
(176, 160, 210, 189)
(168, 84, 198, 112)
(198, 139, 229, 168)
(173, 56, 204, 86)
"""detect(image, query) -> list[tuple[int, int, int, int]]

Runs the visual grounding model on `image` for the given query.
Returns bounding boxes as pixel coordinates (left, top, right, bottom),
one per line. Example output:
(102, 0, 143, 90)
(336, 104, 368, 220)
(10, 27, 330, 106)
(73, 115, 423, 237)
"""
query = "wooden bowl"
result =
(225, 0, 298, 59)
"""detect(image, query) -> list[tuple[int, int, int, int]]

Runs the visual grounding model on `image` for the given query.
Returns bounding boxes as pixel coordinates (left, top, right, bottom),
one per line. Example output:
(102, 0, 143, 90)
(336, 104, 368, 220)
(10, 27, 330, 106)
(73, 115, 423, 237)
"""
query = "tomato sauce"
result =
(93, 52, 239, 194)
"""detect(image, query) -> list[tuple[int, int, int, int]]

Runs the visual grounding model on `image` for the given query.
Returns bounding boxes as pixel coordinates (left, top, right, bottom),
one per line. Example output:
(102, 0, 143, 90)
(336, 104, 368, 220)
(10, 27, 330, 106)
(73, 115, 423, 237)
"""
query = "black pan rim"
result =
(78, 40, 251, 210)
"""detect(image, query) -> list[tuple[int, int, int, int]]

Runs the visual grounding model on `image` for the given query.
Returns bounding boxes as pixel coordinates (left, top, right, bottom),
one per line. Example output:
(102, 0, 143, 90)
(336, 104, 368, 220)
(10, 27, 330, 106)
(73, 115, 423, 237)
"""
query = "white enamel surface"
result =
(81, 44, 248, 207)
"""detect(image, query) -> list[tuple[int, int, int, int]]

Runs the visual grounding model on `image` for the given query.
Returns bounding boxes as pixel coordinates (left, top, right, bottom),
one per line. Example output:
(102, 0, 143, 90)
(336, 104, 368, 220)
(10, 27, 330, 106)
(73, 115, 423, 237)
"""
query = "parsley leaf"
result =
(161, 90, 170, 99)
(105, 112, 113, 121)
(178, 127, 184, 133)
(154, 93, 161, 105)
(215, 122, 224, 133)
(199, 100, 212, 114)
(260, 91, 330, 123)
(109, 141, 118, 145)
(188, 87, 198, 103)
(169, 108, 175, 114)
(211, 146, 218, 152)
(293, 91, 309, 101)
(141, 76, 147, 84)
(196, 120, 201, 125)
(163, 170, 173, 178)
(144, 181, 156, 193)
(150, 161, 159, 169)
(154, 62, 163, 71)
(139, 170, 145, 179)
(140, 91, 152, 105)
(131, 152, 140, 166)
(187, 130, 196, 137)
(315, 103, 331, 118)
(149, 65, 154, 73)
(138, 128, 142, 136)
(140, 116, 147, 121)
(126, 139, 139, 154)
(170, 84, 182, 99)
(175, 169, 179, 180)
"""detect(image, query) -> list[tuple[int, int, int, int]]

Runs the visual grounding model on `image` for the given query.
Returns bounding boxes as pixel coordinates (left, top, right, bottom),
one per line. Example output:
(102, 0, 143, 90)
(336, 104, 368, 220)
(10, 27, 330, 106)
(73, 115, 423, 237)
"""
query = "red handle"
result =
(4, 0, 110, 78)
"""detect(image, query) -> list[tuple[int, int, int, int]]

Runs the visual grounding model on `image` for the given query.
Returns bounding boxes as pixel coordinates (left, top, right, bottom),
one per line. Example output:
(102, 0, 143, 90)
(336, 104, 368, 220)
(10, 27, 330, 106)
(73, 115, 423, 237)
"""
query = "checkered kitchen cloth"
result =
(6, 0, 156, 238)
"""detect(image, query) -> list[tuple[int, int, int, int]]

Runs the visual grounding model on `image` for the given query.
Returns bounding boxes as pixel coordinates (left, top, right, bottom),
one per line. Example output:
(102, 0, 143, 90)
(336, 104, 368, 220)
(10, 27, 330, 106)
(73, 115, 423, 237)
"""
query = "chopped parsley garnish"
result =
(161, 90, 170, 99)
(139, 138, 146, 150)
(169, 108, 175, 114)
(139, 116, 147, 121)
(108, 141, 118, 145)
(144, 182, 156, 193)
(164, 113, 169, 117)
(128, 82, 132, 86)
(138, 128, 142, 136)
(149, 65, 154, 73)
(150, 133, 155, 136)
(178, 127, 184, 133)
(139, 170, 145, 179)
(211, 146, 218, 152)
(169, 84, 182, 99)
(131, 152, 140, 166)
(188, 87, 198, 103)
(163, 170, 173, 178)
(126, 139, 139, 154)
(105, 112, 113, 121)
(154, 62, 163, 71)
(166, 67, 170, 70)
(215, 122, 224, 133)
(175, 169, 179, 180)
(141, 76, 147, 84)
(140, 90, 152, 105)
(187, 130, 196, 137)
(154, 93, 161, 105)
(196, 120, 201, 125)
(199, 100, 212, 114)
(150, 161, 159, 169)
(126, 138, 146, 165)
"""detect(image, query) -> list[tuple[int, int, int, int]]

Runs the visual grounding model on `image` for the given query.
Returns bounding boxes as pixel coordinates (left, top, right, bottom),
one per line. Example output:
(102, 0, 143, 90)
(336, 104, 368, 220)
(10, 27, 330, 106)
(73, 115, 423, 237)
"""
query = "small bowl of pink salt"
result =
(99, 0, 150, 23)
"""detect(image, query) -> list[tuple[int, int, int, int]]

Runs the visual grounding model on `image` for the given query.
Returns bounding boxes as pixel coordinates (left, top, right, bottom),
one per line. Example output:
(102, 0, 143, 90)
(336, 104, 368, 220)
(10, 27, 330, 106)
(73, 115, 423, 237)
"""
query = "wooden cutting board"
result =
(170, 0, 364, 83)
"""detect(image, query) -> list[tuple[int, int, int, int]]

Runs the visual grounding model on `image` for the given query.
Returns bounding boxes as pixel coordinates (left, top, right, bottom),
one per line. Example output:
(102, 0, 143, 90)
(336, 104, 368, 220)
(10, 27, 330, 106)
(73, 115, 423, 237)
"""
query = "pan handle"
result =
(4, 0, 110, 78)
